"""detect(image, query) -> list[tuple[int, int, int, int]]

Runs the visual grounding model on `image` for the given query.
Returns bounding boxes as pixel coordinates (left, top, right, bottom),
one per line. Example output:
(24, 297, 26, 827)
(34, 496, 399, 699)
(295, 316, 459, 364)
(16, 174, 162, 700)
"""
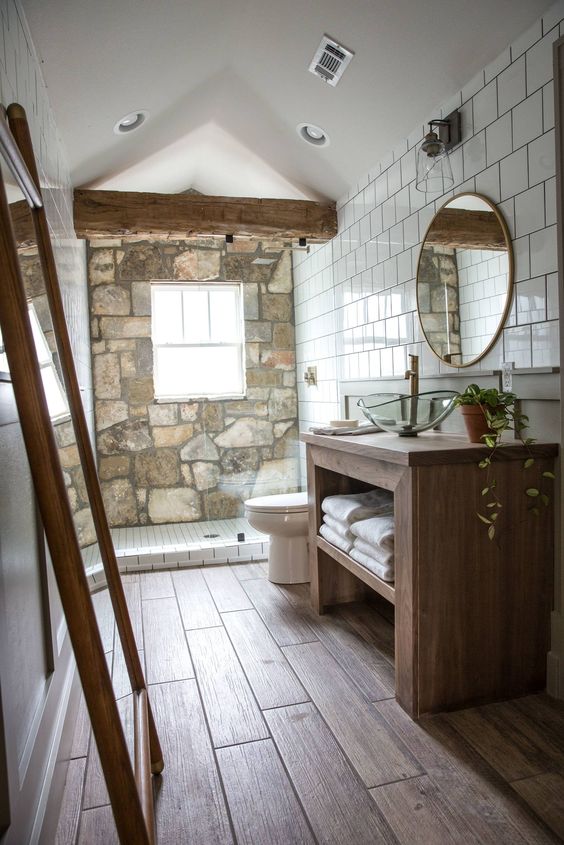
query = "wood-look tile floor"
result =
(56, 565, 564, 844)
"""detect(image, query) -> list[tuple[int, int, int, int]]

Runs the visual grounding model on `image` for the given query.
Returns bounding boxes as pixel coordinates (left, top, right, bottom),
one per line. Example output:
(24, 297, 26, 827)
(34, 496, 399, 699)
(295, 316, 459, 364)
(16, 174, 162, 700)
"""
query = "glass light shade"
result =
(415, 132, 454, 194)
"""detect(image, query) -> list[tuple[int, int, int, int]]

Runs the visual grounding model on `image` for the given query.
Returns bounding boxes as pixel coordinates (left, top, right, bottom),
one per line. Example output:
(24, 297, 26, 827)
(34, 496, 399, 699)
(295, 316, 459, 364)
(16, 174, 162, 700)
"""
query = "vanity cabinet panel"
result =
(303, 432, 557, 718)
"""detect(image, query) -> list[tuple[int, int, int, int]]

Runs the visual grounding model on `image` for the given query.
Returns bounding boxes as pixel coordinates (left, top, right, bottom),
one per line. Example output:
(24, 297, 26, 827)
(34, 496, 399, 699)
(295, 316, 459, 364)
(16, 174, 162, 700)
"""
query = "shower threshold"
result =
(84, 517, 269, 588)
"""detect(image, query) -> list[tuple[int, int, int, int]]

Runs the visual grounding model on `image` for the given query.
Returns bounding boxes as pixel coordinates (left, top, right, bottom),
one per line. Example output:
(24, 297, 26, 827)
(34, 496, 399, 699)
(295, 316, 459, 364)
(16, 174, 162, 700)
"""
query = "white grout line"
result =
(84, 518, 269, 582)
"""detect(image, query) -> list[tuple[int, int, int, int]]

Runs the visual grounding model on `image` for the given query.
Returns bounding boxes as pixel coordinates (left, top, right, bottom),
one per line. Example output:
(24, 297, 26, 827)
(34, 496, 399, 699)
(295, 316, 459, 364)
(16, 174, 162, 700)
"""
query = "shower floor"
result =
(84, 517, 269, 587)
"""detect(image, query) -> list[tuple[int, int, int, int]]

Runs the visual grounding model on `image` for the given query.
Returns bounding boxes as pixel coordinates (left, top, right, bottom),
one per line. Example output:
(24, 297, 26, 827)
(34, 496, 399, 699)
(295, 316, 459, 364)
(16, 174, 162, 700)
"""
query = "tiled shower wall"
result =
(0, 1, 92, 429)
(294, 0, 562, 448)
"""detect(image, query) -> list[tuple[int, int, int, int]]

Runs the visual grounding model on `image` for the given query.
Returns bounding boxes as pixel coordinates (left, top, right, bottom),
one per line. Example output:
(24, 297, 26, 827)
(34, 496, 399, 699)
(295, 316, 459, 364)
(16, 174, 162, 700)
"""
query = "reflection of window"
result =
(0, 330, 8, 374)
(0, 305, 69, 421)
(29, 305, 69, 421)
(151, 282, 245, 400)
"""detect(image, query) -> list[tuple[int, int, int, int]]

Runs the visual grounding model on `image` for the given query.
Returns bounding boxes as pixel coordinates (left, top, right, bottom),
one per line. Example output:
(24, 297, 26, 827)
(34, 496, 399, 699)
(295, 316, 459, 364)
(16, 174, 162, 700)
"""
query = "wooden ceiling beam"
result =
(425, 208, 507, 251)
(73, 189, 337, 241)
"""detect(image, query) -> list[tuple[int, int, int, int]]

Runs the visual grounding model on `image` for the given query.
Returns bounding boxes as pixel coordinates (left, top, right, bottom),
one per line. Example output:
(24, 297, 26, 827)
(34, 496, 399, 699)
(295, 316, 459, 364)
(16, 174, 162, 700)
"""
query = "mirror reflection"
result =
(416, 193, 513, 367)
(0, 158, 134, 733)
(1, 166, 98, 558)
(0, 104, 159, 839)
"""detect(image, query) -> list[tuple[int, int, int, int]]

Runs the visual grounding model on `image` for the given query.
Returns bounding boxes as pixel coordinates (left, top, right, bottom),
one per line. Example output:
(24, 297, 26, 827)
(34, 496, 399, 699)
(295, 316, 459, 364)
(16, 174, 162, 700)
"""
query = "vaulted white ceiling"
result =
(22, 0, 552, 201)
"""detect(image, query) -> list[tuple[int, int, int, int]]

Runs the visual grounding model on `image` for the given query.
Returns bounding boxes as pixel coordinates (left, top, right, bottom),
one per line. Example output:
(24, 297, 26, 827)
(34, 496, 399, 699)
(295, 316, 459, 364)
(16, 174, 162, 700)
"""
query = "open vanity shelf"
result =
(303, 431, 558, 719)
(316, 535, 396, 605)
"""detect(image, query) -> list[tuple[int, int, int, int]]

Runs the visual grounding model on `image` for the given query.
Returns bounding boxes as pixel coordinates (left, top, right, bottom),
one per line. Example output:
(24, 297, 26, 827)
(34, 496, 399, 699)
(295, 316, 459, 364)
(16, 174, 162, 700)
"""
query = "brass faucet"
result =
(404, 354, 419, 396)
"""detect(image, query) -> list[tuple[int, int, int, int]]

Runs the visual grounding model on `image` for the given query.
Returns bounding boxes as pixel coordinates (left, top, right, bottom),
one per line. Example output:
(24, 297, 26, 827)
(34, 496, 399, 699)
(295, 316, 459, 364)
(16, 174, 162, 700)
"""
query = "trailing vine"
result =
(453, 384, 554, 541)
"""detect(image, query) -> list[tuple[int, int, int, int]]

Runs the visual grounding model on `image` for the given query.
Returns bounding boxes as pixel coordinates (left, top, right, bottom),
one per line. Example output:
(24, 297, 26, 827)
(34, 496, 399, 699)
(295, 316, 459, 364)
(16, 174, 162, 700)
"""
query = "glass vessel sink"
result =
(357, 390, 459, 436)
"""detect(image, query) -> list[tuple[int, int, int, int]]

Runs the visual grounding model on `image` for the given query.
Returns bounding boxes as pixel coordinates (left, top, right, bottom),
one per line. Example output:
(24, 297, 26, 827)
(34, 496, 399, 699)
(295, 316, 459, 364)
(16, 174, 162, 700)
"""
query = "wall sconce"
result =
(415, 109, 461, 194)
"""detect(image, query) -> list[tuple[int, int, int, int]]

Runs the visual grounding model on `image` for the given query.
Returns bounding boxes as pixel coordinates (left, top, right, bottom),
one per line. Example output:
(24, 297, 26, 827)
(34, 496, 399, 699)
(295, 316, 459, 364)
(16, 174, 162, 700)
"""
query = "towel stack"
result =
(319, 489, 393, 558)
(349, 515, 395, 582)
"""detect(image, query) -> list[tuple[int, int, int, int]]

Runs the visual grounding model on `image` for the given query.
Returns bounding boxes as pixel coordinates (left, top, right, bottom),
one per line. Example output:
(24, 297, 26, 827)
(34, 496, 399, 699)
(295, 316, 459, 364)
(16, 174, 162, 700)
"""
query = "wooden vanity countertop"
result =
(301, 430, 559, 467)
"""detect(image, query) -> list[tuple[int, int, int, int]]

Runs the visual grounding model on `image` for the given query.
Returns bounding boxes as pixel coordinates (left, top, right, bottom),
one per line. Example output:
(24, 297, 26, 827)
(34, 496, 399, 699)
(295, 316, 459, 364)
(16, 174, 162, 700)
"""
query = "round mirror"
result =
(416, 193, 513, 367)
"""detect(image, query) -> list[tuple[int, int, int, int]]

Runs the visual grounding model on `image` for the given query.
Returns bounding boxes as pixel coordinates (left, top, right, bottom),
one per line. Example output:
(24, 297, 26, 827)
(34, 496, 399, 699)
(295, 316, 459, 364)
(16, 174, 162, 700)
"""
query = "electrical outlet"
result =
(501, 361, 514, 392)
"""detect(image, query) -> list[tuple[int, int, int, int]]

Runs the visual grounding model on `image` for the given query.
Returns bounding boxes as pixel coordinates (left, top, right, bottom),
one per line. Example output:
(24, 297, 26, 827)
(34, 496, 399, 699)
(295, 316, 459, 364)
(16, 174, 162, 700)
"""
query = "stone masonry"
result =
(88, 238, 299, 526)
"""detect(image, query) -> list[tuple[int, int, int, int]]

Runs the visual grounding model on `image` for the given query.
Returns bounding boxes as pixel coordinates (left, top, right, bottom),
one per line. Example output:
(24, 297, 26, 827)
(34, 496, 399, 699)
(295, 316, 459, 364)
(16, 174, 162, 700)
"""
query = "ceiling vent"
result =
(308, 35, 354, 87)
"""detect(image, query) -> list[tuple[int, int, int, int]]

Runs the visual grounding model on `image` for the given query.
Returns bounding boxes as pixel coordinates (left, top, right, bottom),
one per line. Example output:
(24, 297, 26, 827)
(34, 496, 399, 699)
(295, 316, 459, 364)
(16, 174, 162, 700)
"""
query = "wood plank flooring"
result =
(57, 566, 564, 844)
(216, 738, 315, 845)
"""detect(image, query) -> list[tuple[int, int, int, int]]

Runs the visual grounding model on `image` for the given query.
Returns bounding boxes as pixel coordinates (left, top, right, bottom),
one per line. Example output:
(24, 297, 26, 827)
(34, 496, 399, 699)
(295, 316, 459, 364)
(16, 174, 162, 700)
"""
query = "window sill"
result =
(53, 412, 72, 425)
(155, 394, 247, 403)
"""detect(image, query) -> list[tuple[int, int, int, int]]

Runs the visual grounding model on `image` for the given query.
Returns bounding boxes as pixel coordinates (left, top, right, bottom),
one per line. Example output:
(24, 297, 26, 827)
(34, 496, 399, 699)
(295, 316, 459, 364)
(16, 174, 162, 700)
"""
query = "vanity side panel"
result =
(306, 447, 322, 612)
(394, 468, 418, 717)
(415, 460, 553, 714)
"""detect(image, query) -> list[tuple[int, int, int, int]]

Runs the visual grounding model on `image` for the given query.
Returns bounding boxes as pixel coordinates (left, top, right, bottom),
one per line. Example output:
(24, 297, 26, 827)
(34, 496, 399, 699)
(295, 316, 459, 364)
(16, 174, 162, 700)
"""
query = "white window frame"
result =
(151, 281, 246, 401)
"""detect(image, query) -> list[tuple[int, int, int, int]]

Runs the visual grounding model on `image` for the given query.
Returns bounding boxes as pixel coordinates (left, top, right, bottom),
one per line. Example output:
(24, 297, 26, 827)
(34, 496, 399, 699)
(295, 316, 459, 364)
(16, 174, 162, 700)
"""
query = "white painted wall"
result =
(0, 1, 91, 841)
(294, 0, 564, 695)
(0, 0, 92, 428)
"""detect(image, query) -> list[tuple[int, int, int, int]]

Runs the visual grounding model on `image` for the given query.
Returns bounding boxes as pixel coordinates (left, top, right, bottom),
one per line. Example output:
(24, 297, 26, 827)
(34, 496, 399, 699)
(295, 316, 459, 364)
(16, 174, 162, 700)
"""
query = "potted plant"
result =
(454, 383, 515, 443)
(453, 384, 554, 540)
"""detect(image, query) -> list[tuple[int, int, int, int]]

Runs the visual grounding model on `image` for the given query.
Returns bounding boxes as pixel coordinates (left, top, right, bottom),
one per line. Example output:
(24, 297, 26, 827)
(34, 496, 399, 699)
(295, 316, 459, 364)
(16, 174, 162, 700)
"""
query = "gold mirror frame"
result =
(415, 192, 514, 368)
(0, 104, 162, 843)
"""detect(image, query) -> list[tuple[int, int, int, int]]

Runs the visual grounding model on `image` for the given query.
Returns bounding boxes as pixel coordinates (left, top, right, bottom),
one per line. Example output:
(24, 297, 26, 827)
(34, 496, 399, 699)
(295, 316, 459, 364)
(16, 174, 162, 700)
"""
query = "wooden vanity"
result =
(302, 431, 558, 719)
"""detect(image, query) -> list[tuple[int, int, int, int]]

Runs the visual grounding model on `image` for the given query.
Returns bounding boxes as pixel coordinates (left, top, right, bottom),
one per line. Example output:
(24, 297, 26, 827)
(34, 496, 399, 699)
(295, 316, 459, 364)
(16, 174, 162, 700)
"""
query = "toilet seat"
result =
(244, 491, 308, 514)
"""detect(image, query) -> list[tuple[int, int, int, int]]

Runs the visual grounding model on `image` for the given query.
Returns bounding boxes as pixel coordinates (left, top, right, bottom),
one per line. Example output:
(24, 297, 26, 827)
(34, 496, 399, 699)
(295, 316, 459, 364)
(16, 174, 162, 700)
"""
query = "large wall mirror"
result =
(0, 104, 161, 843)
(416, 193, 514, 368)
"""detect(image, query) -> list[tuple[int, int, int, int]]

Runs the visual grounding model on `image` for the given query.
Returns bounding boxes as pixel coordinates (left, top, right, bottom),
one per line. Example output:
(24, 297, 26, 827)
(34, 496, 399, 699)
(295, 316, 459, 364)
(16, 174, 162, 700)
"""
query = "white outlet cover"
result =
(501, 361, 514, 391)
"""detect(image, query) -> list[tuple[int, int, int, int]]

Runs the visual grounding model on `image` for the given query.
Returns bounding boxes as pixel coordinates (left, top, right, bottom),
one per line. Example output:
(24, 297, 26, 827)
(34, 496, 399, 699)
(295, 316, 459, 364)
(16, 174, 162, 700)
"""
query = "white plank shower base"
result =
(83, 517, 269, 588)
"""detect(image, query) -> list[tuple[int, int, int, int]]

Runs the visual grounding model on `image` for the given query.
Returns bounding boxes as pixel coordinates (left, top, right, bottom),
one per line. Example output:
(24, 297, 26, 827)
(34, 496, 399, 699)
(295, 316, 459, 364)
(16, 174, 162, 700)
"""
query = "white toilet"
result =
(244, 491, 310, 584)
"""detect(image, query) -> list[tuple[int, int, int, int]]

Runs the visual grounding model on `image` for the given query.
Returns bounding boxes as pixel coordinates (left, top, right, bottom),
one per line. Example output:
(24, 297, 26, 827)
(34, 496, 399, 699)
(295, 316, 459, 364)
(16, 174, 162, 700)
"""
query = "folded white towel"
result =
(322, 490, 393, 524)
(323, 514, 354, 541)
(319, 523, 353, 554)
(350, 547, 395, 582)
(350, 515, 395, 553)
(309, 423, 383, 436)
(354, 537, 393, 567)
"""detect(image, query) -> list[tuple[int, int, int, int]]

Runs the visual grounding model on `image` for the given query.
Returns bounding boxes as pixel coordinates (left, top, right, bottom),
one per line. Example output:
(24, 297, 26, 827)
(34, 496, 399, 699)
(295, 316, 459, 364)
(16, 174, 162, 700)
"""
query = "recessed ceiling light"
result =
(113, 110, 149, 135)
(296, 123, 330, 147)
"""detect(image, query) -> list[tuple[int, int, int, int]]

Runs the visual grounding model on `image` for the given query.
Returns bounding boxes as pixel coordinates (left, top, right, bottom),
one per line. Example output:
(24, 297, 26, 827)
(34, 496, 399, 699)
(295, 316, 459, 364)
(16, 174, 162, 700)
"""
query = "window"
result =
(0, 304, 69, 421)
(151, 282, 245, 400)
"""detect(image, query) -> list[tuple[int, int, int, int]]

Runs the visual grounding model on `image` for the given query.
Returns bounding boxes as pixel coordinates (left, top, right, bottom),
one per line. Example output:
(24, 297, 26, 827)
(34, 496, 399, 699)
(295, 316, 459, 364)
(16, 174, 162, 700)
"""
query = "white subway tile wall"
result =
(457, 248, 510, 362)
(532, 319, 560, 366)
(294, 0, 562, 479)
(0, 2, 92, 432)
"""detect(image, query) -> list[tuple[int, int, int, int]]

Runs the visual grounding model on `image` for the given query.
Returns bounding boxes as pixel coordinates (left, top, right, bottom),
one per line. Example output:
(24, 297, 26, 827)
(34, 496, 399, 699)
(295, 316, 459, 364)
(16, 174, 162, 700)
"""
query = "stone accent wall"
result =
(88, 238, 299, 526)
(417, 245, 461, 363)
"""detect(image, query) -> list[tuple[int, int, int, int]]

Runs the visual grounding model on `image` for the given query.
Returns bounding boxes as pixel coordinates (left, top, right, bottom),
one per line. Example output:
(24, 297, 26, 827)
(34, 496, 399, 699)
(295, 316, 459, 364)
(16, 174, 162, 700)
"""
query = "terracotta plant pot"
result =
(459, 404, 494, 443)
